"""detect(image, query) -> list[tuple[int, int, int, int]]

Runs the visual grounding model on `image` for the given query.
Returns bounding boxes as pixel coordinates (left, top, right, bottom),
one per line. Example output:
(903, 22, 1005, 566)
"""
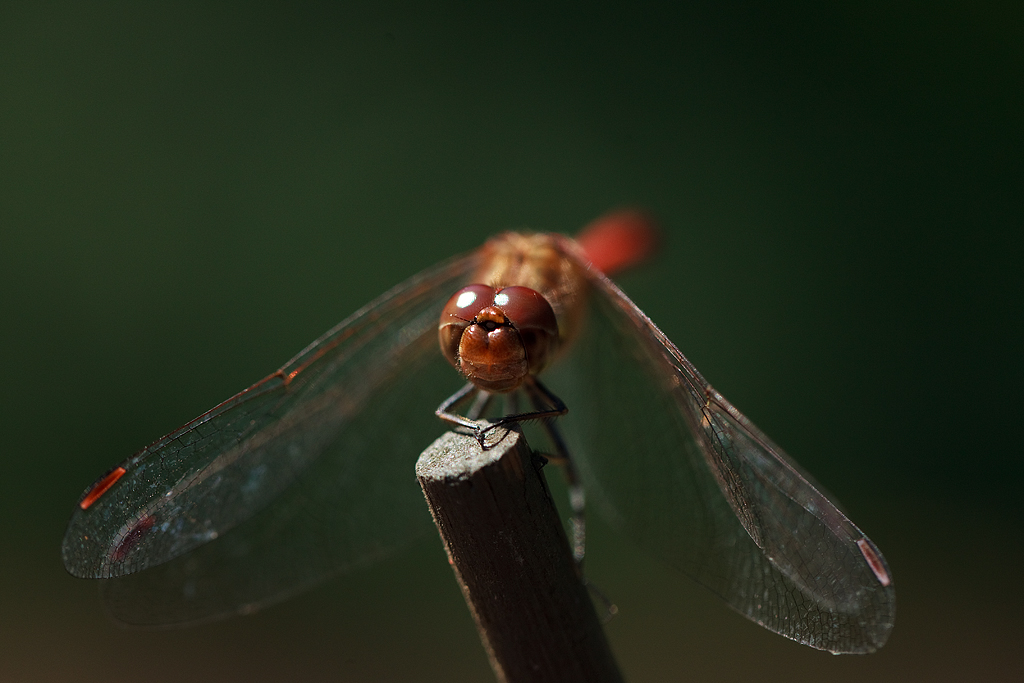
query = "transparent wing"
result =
(62, 250, 480, 625)
(549, 267, 896, 654)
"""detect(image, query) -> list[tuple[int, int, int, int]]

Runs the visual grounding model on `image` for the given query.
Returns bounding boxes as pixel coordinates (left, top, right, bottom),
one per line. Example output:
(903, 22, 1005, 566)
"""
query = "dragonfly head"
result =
(439, 284, 558, 392)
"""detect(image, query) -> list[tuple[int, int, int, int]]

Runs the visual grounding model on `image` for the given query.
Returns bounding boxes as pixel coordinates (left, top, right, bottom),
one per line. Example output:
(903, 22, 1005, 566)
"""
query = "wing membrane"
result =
(62, 251, 480, 623)
(550, 267, 895, 654)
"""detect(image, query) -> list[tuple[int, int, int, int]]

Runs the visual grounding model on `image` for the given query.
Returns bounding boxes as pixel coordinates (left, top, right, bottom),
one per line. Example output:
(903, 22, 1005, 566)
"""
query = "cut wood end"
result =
(416, 428, 524, 482)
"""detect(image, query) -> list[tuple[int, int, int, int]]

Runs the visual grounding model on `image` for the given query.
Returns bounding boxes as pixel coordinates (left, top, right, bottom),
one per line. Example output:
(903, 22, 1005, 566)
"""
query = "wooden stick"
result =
(416, 428, 624, 683)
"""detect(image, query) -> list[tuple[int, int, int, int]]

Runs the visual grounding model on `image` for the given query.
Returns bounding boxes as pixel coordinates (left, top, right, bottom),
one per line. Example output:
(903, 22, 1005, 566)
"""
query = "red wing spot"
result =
(857, 538, 891, 587)
(111, 515, 156, 563)
(79, 467, 127, 510)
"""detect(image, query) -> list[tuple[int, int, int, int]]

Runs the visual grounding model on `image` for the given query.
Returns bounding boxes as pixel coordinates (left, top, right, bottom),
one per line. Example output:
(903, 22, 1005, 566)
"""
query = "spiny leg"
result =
(436, 382, 487, 432)
(523, 382, 616, 619)
(437, 378, 568, 447)
(481, 377, 567, 439)
(524, 379, 586, 568)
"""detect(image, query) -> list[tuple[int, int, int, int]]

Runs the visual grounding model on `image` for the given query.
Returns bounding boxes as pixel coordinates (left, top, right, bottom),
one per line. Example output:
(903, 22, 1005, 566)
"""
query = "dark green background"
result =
(2, 1, 1020, 681)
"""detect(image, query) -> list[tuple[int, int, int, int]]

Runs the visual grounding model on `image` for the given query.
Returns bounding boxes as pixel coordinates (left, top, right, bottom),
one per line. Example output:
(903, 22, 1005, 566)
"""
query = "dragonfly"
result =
(62, 210, 895, 654)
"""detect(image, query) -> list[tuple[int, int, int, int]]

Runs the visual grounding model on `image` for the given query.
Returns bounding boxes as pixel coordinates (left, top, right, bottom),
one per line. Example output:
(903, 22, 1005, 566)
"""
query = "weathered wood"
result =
(417, 428, 624, 683)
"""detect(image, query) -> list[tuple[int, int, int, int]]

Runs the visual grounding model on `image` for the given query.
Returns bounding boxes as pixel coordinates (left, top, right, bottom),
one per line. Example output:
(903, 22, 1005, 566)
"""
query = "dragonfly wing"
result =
(550, 268, 896, 654)
(62, 251, 480, 624)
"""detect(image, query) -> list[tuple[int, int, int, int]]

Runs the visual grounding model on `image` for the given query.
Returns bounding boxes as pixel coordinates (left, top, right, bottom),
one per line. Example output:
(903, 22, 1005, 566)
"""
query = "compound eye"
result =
(438, 284, 496, 366)
(443, 284, 495, 321)
(492, 286, 559, 374)
(492, 287, 558, 338)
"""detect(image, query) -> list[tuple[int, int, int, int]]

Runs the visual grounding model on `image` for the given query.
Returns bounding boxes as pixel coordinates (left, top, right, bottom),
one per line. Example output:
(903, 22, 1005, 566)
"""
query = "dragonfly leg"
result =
(466, 388, 495, 421)
(481, 377, 568, 434)
(526, 382, 620, 620)
(524, 380, 586, 568)
(436, 382, 488, 432)
(438, 377, 570, 454)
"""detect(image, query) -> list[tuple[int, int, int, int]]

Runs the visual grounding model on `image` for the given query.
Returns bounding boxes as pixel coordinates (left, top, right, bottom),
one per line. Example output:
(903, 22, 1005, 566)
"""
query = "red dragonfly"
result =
(62, 210, 894, 654)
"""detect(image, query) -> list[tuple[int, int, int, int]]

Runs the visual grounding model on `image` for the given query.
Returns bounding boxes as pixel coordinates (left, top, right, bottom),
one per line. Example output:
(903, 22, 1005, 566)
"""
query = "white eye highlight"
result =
(456, 291, 478, 309)
(493, 291, 509, 306)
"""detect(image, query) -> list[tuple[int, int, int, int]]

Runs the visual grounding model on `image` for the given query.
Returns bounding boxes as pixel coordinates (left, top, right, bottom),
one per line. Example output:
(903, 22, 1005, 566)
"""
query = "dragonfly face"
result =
(438, 284, 559, 392)
(62, 210, 895, 654)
